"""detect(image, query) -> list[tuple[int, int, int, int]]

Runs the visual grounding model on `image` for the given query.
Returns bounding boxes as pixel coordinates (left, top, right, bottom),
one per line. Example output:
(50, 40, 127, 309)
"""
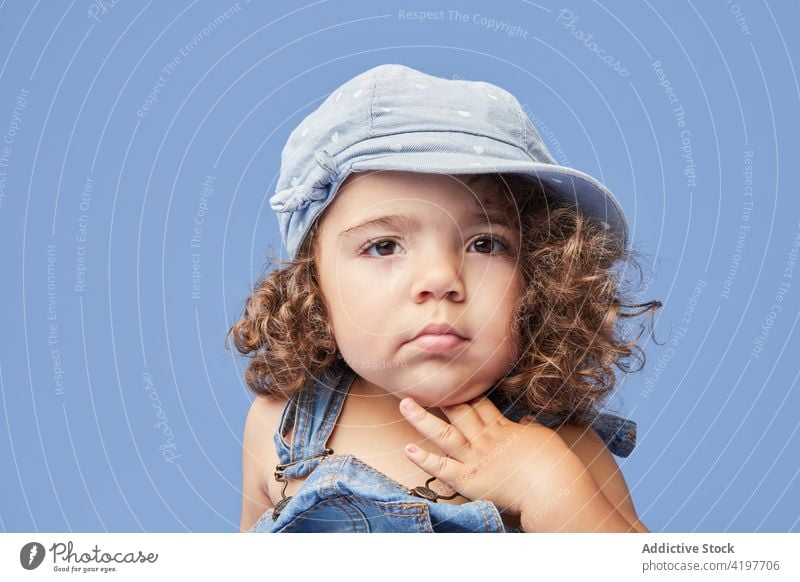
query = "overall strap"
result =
(272, 366, 355, 480)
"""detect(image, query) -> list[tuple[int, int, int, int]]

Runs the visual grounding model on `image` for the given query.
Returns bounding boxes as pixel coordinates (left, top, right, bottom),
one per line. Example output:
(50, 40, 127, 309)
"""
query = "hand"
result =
(399, 395, 582, 517)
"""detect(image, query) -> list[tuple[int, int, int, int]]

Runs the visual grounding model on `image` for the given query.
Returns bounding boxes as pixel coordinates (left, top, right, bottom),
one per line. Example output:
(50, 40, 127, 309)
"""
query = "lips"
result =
(405, 323, 469, 353)
(409, 323, 467, 342)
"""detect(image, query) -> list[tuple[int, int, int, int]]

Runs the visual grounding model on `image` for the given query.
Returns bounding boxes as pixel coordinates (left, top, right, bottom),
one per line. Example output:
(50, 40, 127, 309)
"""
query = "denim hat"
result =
(270, 63, 629, 259)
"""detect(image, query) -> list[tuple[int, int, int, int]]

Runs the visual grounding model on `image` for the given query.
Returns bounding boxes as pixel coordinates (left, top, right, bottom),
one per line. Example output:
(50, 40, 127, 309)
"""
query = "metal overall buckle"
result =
(408, 476, 460, 502)
(271, 447, 334, 521)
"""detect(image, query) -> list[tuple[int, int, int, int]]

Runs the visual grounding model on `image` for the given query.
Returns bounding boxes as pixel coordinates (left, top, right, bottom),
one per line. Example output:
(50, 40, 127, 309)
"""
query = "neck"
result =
(348, 372, 451, 425)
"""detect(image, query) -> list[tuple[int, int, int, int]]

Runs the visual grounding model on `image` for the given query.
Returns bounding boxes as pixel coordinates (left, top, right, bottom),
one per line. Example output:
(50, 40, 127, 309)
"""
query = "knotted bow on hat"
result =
(269, 150, 340, 213)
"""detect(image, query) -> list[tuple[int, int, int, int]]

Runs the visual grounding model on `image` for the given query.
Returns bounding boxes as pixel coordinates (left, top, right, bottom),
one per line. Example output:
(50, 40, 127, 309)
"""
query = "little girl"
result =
(229, 64, 660, 533)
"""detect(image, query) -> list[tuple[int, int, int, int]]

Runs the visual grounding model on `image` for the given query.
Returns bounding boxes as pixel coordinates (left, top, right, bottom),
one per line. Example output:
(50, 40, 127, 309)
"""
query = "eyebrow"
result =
(339, 207, 513, 238)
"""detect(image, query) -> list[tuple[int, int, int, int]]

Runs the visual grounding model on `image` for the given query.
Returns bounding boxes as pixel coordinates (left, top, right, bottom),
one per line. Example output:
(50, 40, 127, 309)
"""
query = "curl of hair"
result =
(227, 173, 662, 427)
(483, 173, 663, 427)
(225, 220, 343, 399)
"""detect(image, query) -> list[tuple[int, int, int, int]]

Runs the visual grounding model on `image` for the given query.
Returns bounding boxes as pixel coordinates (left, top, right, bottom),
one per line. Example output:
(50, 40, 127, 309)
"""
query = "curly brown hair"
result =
(226, 172, 662, 426)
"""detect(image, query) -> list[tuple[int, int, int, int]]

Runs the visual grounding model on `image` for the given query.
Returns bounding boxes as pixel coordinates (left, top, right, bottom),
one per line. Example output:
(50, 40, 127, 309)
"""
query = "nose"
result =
(409, 245, 466, 303)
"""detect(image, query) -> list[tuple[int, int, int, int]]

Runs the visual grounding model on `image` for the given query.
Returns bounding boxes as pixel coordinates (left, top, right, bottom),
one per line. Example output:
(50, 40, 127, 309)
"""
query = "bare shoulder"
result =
(245, 392, 288, 439)
(554, 423, 649, 533)
(240, 393, 288, 532)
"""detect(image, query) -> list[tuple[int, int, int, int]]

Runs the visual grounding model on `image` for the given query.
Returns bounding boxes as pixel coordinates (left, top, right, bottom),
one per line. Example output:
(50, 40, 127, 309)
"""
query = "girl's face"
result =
(315, 171, 523, 407)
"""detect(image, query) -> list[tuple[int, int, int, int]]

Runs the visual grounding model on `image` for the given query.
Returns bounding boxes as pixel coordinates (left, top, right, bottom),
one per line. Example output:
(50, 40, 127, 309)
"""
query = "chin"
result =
(391, 371, 486, 408)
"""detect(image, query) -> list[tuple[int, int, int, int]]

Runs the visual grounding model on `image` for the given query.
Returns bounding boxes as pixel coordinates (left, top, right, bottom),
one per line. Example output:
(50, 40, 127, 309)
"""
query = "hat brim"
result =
(345, 152, 629, 249)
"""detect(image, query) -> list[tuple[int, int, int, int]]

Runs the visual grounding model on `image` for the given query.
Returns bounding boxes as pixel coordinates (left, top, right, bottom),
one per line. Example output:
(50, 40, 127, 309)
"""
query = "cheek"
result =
(318, 260, 398, 345)
(473, 265, 522, 313)
(471, 269, 523, 353)
(330, 273, 391, 321)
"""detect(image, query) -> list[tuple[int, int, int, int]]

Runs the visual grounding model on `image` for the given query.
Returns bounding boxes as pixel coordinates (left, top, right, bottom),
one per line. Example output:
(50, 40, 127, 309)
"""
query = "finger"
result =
(465, 395, 507, 425)
(440, 397, 506, 436)
(438, 400, 487, 441)
(404, 443, 462, 488)
(400, 398, 468, 456)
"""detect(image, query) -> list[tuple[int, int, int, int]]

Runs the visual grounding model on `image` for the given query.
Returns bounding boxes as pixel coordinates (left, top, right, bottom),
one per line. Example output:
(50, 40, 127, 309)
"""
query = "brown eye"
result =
(363, 239, 402, 257)
(470, 236, 507, 254)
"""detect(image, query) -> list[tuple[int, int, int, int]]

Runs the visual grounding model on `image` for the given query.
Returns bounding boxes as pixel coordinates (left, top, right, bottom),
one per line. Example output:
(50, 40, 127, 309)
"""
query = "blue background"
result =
(1, 0, 798, 532)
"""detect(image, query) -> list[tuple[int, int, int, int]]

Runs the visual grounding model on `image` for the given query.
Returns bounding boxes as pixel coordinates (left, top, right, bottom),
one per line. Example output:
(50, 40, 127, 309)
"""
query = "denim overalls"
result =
(249, 365, 636, 533)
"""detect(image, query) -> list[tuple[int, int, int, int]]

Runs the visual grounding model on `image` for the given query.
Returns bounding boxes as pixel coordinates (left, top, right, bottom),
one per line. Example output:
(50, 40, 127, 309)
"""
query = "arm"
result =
(521, 423, 648, 533)
(239, 397, 275, 532)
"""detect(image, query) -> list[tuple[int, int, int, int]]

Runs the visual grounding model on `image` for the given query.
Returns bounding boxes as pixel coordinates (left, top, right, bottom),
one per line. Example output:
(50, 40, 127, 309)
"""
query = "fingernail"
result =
(402, 398, 417, 411)
(406, 444, 418, 454)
